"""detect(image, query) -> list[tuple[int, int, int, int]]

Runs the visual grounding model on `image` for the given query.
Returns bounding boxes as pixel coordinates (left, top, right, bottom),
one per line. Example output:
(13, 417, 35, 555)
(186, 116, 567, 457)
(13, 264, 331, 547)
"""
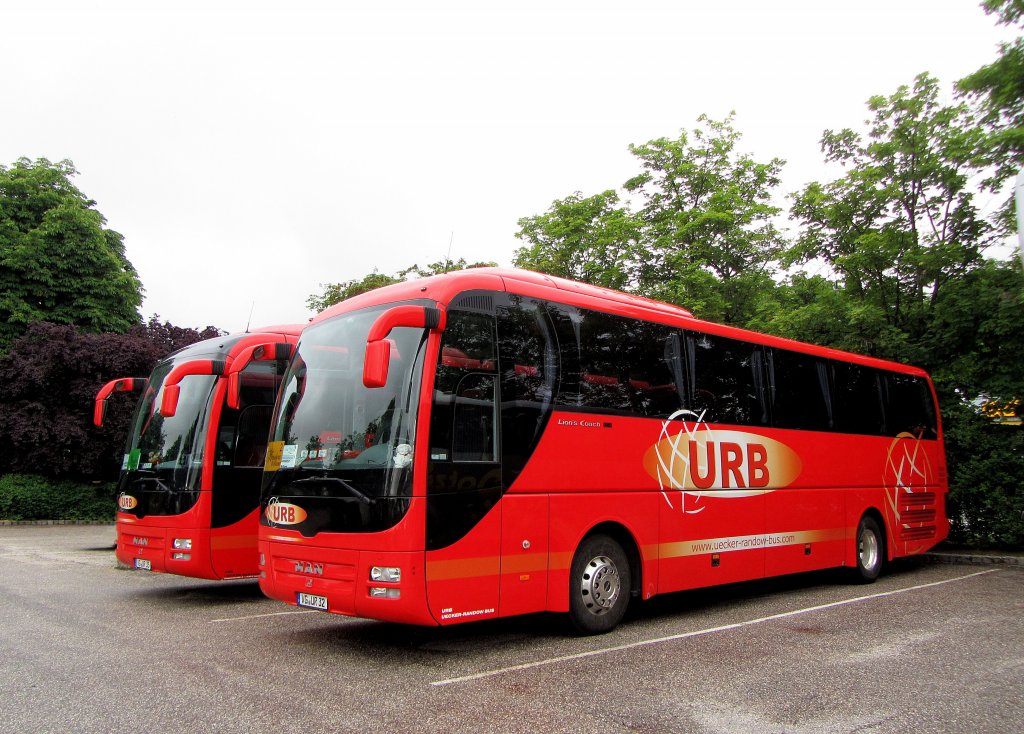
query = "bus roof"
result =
(310, 267, 929, 378)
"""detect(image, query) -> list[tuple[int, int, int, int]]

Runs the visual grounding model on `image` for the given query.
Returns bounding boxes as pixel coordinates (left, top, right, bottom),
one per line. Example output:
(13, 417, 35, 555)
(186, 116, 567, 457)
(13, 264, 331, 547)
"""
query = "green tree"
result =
(0, 158, 143, 349)
(513, 115, 787, 326)
(787, 74, 995, 364)
(958, 0, 1024, 184)
(625, 114, 787, 324)
(307, 271, 401, 312)
(514, 190, 639, 290)
(307, 259, 498, 312)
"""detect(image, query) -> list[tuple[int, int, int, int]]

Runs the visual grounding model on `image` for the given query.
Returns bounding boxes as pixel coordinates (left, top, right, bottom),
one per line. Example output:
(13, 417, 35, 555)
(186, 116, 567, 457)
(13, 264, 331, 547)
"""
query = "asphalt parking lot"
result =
(1, 524, 1021, 734)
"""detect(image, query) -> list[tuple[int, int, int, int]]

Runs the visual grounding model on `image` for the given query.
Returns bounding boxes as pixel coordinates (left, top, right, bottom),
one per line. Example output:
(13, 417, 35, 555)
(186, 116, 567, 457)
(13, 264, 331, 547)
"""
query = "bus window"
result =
(832, 363, 885, 436)
(768, 349, 833, 432)
(689, 333, 769, 427)
(883, 374, 937, 439)
(574, 310, 684, 418)
(429, 310, 498, 464)
(497, 296, 557, 481)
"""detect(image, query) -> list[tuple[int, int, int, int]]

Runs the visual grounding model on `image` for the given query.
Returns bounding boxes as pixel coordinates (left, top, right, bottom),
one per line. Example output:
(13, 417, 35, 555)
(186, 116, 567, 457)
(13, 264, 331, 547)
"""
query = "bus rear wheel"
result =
(568, 534, 630, 634)
(853, 515, 885, 583)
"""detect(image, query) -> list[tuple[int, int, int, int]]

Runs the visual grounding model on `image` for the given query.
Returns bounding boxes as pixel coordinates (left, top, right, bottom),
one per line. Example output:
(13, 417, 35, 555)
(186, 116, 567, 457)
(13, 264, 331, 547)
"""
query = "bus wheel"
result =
(853, 515, 884, 583)
(569, 534, 631, 634)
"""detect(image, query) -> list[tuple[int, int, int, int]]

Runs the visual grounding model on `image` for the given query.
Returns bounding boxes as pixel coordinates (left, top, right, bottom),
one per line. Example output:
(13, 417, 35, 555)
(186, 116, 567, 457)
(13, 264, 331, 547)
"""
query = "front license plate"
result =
(297, 592, 328, 610)
(134, 558, 152, 571)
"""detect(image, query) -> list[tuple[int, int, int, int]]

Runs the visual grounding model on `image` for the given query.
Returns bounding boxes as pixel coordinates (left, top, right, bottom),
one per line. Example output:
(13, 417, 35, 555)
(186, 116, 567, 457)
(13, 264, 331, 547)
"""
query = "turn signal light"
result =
(369, 587, 400, 599)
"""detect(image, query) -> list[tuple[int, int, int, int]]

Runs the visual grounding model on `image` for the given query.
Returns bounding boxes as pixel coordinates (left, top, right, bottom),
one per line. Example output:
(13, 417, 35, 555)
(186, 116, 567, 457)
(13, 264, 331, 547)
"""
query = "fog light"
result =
(172, 538, 192, 550)
(370, 566, 401, 582)
(172, 552, 191, 561)
(259, 571, 267, 580)
(369, 587, 401, 599)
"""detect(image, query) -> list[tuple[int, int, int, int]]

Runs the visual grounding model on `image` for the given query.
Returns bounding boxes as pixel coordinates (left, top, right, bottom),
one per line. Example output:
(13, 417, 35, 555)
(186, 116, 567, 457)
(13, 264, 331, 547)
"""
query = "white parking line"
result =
(430, 569, 999, 687)
(210, 609, 318, 623)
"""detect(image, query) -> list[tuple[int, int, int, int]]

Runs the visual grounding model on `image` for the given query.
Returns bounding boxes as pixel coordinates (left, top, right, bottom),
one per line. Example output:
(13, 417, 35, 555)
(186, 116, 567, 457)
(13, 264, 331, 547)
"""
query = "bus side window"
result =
(832, 363, 885, 436)
(429, 310, 498, 464)
(497, 297, 557, 478)
(217, 362, 282, 467)
(234, 405, 273, 466)
(768, 349, 833, 432)
(689, 333, 769, 427)
(882, 373, 937, 439)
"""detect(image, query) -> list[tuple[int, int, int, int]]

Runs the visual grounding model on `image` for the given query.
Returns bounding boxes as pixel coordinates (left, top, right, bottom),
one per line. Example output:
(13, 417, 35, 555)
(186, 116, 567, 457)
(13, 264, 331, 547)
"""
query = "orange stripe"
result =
(210, 534, 257, 551)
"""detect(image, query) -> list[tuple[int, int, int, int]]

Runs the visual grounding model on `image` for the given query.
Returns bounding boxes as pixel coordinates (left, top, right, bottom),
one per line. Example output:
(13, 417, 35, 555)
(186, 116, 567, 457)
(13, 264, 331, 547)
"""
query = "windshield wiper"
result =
(291, 476, 373, 504)
(130, 476, 174, 492)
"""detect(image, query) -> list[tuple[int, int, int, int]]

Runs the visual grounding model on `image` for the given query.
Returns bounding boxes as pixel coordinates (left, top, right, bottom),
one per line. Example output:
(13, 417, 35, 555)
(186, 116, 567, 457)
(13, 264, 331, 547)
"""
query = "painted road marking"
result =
(431, 569, 999, 687)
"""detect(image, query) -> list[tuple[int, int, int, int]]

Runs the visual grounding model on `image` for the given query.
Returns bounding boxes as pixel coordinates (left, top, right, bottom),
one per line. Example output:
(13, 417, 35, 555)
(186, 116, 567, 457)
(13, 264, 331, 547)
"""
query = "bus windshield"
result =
(260, 302, 429, 536)
(118, 358, 217, 517)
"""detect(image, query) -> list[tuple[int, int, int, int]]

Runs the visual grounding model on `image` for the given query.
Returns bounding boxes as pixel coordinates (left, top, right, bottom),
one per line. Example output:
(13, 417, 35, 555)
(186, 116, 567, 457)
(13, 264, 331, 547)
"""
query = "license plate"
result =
(134, 558, 152, 571)
(297, 592, 328, 610)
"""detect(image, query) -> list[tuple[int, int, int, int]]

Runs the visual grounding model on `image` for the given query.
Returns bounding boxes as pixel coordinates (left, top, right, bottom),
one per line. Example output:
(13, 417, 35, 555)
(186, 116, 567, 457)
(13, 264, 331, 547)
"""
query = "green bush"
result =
(0, 474, 116, 522)
(944, 403, 1024, 549)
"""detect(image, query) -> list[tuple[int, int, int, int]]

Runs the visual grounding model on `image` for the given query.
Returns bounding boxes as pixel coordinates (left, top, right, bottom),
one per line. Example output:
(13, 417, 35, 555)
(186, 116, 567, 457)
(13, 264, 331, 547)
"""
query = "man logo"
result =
(293, 561, 324, 575)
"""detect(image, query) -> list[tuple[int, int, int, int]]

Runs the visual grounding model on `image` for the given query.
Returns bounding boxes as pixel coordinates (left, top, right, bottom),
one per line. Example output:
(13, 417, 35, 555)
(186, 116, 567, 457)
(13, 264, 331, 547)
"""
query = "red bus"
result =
(255, 269, 947, 633)
(95, 325, 302, 580)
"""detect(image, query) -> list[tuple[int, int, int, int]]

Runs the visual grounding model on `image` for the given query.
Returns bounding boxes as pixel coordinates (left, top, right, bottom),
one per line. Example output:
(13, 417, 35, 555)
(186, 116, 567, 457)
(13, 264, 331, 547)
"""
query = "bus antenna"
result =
(445, 232, 454, 272)
(244, 301, 255, 333)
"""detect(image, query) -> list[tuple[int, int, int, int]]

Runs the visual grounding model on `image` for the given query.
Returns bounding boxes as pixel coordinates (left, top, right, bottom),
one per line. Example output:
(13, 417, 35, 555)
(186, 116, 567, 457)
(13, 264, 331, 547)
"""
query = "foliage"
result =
(514, 115, 786, 325)
(0, 474, 115, 522)
(625, 114, 787, 324)
(0, 158, 143, 350)
(941, 400, 1024, 547)
(515, 191, 638, 290)
(307, 271, 401, 312)
(787, 74, 995, 365)
(307, 259, 498, 312)
(0, 318, 221, 481)
(958, 0, 1024, 185)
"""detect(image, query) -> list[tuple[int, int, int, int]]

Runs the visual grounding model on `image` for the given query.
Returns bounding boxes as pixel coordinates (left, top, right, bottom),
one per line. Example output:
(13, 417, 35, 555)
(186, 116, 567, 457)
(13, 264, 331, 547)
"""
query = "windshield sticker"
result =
(265, 441, 284, 472)
(127, 449, 141, 471)
(280, 444, 298, 469)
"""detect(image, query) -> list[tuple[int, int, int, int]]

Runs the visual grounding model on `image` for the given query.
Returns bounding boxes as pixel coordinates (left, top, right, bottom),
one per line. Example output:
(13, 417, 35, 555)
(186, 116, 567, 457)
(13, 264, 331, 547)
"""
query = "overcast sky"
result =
(3, 0, 1013, 332)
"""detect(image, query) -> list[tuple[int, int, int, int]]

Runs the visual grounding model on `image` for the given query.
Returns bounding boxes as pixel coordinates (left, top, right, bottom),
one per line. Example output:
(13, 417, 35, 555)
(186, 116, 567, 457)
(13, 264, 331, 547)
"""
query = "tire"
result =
(852, 515, 885, 583)
(568, 534, 631, 634)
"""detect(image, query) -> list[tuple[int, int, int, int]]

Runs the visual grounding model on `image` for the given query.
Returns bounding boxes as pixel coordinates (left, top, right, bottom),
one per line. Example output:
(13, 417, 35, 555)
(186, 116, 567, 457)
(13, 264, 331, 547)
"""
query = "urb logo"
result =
(118, 493, 138, 511)
(265, 497, 307, 526)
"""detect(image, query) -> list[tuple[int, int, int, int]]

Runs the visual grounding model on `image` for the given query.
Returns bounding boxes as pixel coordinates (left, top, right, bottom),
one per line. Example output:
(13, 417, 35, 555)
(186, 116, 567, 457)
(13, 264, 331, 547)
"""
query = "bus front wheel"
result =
(853, 515, 885, 583)
(568, 534, 630, 634)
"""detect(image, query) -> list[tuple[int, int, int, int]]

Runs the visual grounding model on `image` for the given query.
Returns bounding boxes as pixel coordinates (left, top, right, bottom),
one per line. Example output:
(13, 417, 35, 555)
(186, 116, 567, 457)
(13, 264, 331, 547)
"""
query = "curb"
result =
(922, 552, 1024, 567)
(0, 520, 115, 526)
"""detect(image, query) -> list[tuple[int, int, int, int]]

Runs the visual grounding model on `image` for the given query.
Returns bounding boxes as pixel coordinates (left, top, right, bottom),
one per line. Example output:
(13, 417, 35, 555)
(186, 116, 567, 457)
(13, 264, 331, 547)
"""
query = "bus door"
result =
(425, 304, 502, 622)
(209, 361, 284, 578)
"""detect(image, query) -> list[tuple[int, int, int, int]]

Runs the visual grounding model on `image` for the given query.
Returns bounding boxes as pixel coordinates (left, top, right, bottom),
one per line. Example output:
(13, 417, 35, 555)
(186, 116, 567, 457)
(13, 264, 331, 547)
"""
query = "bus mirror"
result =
(93, 377, 147, 427)
(363, 340, 392, 388)
(160, 359, 227, 417)
(362, 305, 445, 389)
(225, 342, 294, 409)
(161, 384, 182, 417)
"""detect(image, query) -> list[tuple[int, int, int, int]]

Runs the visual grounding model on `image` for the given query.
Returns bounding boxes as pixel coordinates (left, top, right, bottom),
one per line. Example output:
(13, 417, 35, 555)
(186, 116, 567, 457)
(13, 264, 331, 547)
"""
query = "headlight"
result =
(370, 566, 401, 582)
(172, 538, 193, 550)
